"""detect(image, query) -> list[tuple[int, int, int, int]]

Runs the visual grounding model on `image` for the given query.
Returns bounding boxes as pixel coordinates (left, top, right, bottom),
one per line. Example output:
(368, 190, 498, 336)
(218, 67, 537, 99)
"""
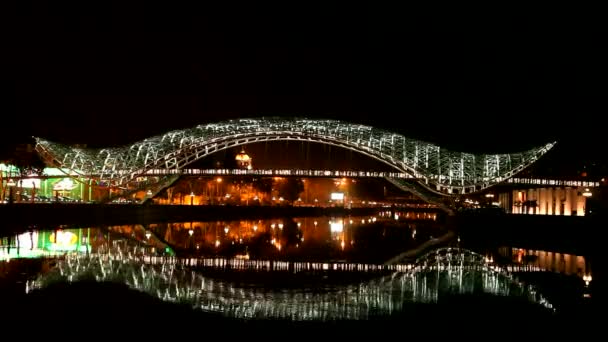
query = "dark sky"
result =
(5, 3, 603, 156)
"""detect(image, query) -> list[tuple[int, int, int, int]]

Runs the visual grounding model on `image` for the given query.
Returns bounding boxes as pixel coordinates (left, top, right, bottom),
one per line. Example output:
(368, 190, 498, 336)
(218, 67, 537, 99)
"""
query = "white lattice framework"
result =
(34, 117, 555, 195)
(27, 246, 553, 320)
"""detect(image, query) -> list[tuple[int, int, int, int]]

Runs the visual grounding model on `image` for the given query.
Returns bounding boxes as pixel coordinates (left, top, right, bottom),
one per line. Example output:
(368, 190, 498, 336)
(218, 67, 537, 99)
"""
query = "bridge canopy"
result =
(34, 117, 555, 195)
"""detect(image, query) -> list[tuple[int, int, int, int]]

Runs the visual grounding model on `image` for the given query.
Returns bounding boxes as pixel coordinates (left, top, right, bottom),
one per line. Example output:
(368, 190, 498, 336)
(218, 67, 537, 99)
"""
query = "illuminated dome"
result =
(235, 149, 252, 169)
(235, 150, 250, 162)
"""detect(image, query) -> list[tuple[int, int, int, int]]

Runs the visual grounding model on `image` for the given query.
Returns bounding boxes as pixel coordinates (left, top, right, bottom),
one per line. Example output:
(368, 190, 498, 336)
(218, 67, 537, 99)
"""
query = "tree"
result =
(1, 144, 46, 203)
(5, 147, 46, 177)
(278, 178, 304, 203)
(13, 158, 45, 178)
(252, 177, 273, 195)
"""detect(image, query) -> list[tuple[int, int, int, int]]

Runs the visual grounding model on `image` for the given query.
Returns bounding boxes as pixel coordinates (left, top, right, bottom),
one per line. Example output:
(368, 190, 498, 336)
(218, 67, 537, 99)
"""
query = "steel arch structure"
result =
(34, 117, 555, 195)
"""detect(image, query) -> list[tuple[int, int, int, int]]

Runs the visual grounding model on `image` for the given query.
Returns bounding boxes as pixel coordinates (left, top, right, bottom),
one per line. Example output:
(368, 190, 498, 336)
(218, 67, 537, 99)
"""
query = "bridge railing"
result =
(141, 168, 416, 178)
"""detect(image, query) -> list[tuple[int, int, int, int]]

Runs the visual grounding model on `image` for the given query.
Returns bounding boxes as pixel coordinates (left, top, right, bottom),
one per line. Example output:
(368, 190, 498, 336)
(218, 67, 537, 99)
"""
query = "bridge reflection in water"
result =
(27, 244, 553, 320)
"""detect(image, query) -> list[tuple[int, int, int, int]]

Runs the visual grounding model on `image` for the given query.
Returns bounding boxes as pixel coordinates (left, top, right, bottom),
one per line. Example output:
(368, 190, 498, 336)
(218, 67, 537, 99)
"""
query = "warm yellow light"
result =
(216, 177, 222, 183)
(235, 152, 250, 161)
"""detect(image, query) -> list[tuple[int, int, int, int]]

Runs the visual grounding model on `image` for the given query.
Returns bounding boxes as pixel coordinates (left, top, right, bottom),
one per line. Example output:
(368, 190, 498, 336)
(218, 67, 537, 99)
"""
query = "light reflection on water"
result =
(1, 211, 444, 264)
(26, 240, 554, 321)
(498, 247, 590, 278)
(143, 211, 442, 262)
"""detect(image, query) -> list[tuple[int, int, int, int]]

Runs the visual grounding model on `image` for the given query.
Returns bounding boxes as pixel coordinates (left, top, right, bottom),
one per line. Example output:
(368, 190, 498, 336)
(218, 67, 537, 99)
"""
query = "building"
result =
(235, 149, 253, 170)
(486, 178, 601, 216)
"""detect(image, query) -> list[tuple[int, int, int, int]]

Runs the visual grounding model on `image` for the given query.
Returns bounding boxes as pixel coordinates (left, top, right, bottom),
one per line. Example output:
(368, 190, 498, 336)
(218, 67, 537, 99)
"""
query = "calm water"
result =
(1, 210, 444, 264)
(0, 211, 589, 321)
(24, 241, 553, 320)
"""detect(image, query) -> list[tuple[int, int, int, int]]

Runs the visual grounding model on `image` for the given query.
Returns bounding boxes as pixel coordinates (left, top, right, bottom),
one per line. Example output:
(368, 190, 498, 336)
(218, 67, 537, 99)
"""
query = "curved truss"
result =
(34, 117, 555, 194)
(28, 243, 553, 321)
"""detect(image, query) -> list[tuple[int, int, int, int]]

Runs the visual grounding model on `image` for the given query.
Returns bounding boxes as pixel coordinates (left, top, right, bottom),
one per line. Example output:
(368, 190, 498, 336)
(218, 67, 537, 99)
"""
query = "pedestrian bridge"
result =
(34, 117, 555, 197)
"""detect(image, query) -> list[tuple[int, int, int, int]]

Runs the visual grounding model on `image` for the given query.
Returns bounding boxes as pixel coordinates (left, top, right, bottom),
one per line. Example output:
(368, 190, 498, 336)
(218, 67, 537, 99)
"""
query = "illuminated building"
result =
(235, 149, 253, 170)
(486, 178, 601, 216)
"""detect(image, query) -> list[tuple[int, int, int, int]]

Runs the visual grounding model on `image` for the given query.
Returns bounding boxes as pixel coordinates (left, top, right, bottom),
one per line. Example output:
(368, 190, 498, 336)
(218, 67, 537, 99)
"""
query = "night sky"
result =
(5, 4, 603, 159)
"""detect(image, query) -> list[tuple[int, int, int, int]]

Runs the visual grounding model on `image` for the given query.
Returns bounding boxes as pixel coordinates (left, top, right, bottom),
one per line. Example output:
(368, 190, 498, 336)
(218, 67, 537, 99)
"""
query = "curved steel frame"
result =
(34, 117, 555, 194)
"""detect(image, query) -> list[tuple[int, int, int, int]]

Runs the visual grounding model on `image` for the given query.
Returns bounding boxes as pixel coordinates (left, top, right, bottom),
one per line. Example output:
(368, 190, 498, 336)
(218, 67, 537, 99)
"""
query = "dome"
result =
(235, 149, 250, 162)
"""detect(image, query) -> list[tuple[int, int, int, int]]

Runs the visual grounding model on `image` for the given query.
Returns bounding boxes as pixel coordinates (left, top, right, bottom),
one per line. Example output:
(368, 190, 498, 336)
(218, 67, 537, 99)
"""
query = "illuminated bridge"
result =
(27, 245, 554, 320)
(146, 168, 414, 180)
(34, 118, 555, 195)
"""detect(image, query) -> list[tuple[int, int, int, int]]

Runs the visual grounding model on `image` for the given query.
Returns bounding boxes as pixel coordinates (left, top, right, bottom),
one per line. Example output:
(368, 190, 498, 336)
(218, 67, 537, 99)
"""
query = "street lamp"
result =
(190, 191, 195, 205)
(582, 188, 592, 197)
